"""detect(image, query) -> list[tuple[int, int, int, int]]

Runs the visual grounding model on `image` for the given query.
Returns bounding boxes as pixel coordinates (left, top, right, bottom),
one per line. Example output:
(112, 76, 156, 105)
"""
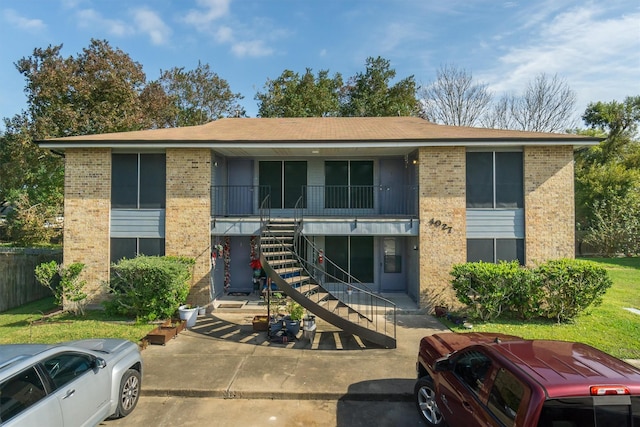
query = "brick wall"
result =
(417, 146, 467, 310)
(524, 146, 575, 264)
(63, 148, 111, 303)
(165, 149, 212, 307)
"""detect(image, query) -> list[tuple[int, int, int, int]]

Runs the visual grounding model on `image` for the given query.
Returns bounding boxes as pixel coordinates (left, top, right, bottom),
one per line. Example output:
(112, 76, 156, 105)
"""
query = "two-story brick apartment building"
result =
(39, 117, 599, 314)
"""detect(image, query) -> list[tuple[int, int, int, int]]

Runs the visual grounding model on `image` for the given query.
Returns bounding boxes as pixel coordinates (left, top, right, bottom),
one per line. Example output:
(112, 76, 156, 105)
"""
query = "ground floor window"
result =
(325, 236, 374, 283)
(110, 238, 165, 264)
(467, 238, 524, 265)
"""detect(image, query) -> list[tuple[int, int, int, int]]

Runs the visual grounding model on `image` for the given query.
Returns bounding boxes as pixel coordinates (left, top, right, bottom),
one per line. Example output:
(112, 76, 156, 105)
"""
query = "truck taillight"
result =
(590, 385, 630, 396)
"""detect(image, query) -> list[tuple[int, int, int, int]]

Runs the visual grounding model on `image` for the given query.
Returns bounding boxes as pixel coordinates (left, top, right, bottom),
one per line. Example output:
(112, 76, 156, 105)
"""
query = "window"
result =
(43, 352, 94, 389)
(453, 350, 492, 397)
(0, 367, 46, 422)
(325, 161, 373, 209)
(110, 238, 165, 263)
(537, 396, 639, 427)
(259, 161, 307, 209)
(384, 237, 401, 273)
(467, 238, 524, 265)
(325, 236, 374, 283)
(466, 151, 523, 208)
(112, 153, 166, 208)
(488, 368, 526, 425)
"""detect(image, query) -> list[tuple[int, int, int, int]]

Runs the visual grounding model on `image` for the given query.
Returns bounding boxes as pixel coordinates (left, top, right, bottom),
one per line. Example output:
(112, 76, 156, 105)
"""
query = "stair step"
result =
(274, 266, 303, 276)
(260, 243, 293, 249)
(322, 299, 341, 313)
(268, 258, 298, 267)
(283, 275, 310, 285)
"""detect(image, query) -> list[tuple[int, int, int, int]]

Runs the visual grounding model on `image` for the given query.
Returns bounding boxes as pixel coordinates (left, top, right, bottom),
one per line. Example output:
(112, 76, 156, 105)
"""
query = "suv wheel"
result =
(415, 376, 446, 426)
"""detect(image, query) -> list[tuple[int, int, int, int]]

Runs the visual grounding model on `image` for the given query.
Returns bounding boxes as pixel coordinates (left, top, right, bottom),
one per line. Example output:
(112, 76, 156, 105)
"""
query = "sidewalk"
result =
(140, 308, 447, 401)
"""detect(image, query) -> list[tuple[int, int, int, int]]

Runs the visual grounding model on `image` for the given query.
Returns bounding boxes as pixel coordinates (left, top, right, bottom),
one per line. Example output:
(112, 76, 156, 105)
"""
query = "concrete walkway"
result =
(140, 307, 447, 401)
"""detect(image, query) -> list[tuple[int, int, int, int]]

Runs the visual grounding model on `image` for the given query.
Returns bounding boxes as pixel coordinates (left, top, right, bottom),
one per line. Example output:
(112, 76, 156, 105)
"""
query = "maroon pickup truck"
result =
(415, 332, 640, 427)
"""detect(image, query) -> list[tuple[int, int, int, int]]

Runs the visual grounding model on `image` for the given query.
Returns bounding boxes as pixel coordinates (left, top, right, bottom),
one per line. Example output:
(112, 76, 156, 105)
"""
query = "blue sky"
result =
(1, 0, 638, 129)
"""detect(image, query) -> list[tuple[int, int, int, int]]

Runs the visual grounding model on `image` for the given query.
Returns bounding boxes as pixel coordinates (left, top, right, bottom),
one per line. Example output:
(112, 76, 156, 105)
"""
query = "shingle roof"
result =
(39, 116, 599, 144)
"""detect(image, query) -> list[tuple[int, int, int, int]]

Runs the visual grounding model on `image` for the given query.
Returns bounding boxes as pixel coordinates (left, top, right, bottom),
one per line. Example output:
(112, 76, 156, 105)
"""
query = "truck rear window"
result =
(537, 396, 640, 427)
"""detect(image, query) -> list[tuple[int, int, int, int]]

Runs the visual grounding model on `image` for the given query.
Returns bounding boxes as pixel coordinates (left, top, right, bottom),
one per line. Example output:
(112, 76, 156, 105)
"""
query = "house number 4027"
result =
(429, 218, 453, 234)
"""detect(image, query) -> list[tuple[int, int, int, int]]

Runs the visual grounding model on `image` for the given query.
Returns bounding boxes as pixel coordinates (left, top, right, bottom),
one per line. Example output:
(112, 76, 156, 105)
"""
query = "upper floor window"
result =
(466, 152, 523, 209)
(112, 153, 166, 209)
(325, 160, 373, 209)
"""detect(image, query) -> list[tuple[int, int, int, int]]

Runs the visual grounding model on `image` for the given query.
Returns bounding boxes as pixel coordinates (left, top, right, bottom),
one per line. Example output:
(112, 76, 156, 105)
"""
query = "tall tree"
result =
(156, 61, 245, 126)
(16, 39, 154, 138)
(581, 95, 640, 164)
(340, 56, 419, 117)
(575, 96, 640, 255)
(484, 73, 576, 132)
(420, 64, 492, 126)
(256, 68, 343, 117)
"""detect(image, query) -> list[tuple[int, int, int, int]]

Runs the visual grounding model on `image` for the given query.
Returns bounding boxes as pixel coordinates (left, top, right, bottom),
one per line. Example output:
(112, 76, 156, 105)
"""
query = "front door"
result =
(380, 237, 406, 291)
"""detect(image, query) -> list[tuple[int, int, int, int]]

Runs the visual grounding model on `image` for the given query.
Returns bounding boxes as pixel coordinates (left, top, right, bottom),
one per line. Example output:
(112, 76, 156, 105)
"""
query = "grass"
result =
(444, 257, 640, 359)
(0, 297, 153, 345)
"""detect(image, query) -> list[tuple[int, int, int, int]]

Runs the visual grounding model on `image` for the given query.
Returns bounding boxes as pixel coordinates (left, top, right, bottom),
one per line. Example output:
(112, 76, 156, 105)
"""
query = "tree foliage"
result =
(420, 64, 492, 126)
(256, 56, 419, 118)
(575, 96, 640, 255)
(340, 56, 419, 117)
(156, 61, 245, 126)
(256, 68, 343, 117)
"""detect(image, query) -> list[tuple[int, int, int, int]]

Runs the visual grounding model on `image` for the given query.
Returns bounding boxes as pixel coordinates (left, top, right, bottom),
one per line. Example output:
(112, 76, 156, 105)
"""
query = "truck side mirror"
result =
(434, 357, 452, 372)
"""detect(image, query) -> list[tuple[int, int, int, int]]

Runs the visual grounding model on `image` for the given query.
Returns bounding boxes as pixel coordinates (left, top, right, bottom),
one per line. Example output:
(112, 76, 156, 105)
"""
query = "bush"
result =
(450, 261, 536, 321)
(104, 255, 194, 322)
(35, 261, 87, 315)
(534, 259, 612, 323)
(450, 259, 611, 323)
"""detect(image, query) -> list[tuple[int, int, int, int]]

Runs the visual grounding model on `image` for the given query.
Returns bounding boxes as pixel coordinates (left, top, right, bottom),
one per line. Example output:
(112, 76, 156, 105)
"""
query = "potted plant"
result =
(284, 300, 304, 336)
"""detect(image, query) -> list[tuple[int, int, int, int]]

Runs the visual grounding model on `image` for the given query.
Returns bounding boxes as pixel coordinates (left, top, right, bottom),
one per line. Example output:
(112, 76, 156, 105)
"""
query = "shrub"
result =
(104, 255, 194, 322)
(35, 261, 87, 315)
(450, 261, 531, 321)
(450, 259, 612, 323)
(534, 259, 612, 323)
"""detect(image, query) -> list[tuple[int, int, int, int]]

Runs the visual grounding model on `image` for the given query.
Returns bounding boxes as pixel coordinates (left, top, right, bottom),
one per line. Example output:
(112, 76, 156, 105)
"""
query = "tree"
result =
(256, 68, 343, 117)
(156, 61, 245, 126)
(16, 39, 152, 137)
(581, 96, 640, 164)
(575, 96, 640, 255)
(340, 56, 419, 117)
(419, 64, 492, 126)
(484, 73, 576, 132)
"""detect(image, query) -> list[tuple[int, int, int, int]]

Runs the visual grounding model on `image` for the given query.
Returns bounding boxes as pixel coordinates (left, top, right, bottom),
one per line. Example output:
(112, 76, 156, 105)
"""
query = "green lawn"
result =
(0, 297, 152, 345)
(446, 257, 640, 359)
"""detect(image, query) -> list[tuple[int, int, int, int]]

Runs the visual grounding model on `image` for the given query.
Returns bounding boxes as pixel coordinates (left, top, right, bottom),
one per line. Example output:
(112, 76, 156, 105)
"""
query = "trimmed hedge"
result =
(450, 259, 612, 323)
(104, 255, 194, 322)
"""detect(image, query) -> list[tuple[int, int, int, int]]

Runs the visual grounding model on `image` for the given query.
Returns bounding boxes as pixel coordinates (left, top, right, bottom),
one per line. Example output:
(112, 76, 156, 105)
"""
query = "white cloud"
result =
(183, 0, 231, 30)
(3, 9, 46, 32)
(484, 4, 640, 110)
(133, 7, 171, 45)
(231, 40, 273, 58)
(76, 9, 132, 37)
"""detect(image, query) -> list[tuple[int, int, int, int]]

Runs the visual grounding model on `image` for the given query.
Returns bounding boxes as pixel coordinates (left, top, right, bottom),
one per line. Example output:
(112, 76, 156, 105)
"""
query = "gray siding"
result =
(111, 209, 165, 237)
(466, 209, 524, 239)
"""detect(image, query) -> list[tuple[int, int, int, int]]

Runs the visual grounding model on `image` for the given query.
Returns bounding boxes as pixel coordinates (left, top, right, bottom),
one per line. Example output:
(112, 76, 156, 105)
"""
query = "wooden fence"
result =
(0, 248, 62, 312)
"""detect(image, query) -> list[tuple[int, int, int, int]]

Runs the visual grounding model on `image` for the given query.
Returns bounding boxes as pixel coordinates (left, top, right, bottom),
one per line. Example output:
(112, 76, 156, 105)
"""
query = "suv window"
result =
(538, 396, 640, 427)
(453, 350, 492, 396)
(487, 367, 526, 424)
(42, 352, 94, 389)
(0, 367, 47, 423)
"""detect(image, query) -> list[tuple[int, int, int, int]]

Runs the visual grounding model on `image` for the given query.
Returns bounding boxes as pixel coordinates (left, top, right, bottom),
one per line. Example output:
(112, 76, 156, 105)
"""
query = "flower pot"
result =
(178, 305, 198, 328)
(285, 319, 300, 336)
(198, 306, 206, 316)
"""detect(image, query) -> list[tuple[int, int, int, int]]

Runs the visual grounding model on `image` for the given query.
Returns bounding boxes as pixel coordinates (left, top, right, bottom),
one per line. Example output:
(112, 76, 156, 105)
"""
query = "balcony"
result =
(211, 185, 418, 218)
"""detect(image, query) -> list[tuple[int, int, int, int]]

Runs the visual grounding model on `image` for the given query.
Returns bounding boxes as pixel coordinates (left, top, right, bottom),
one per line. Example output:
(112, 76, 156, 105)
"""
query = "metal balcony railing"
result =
(211, 184, 418, 217)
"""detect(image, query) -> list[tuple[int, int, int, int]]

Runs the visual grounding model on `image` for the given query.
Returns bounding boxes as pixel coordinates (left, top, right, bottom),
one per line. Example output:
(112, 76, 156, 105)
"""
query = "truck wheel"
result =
(414, 376, 446, 426)
(114, 369, 141, 418)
